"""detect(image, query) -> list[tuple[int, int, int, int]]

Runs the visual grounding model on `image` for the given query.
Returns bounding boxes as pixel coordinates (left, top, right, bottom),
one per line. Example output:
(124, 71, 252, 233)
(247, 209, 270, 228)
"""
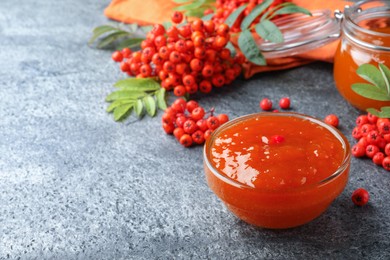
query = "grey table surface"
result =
(1, 0, 390, 259)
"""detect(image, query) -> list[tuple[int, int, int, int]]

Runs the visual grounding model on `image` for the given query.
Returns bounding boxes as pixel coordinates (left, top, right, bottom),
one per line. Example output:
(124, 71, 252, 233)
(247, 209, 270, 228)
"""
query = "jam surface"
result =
(209, 115, 345, 191)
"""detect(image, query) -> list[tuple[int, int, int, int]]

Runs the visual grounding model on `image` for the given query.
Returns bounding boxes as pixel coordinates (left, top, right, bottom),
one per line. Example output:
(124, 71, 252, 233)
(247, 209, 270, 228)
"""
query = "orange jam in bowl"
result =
(203, 112, 351, 229)
(334, 0, 390, 110)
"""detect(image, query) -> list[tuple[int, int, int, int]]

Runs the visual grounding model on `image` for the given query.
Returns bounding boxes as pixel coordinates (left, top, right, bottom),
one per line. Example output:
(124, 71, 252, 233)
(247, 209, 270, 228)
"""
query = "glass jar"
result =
(333, 0, 390, 110)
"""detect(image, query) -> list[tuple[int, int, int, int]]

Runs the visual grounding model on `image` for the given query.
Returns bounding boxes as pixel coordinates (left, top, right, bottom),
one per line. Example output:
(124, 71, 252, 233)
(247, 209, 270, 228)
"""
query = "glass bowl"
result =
(203, 112, 351, 229)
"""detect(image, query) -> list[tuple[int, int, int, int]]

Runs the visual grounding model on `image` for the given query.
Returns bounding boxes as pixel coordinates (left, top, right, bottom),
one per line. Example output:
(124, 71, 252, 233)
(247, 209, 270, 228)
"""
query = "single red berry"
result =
(192, 130, 205, 145)
(367, 113, 378, 124)
(173, 127, 185, 141)
(384, 143, 390, 156)
(162, 122, 175, 134)
(352, 127, 362, 139)
(173, 85, 186, 97)
(366, 130, 380, 145)
(175, 115, 187, 128)
(260, 98, 272, 111)
(171, 11, 183, 24)
(351, 188, 369, 206)
(199, 80, 212, 93)
(121, 48, 132, 58)
(356, 115, 369, 126)
(112, 51, 123, 62)
(216, 23, 230, 36)
(180, 134, 193, 147)
(190, 58, 203, 72)
(151, 24, 165, 36)
(279, 97, 290, 110)
(383, 156, 390, 171)
(217, 114, 229, 125)
(366, 144, 380, 158)
(271, 135, 285, 144)
(324, 114, 339, 128)
(120, 61, 130, 72)
(377, 137, 386, 150)
(384, 134, 390, 143)
(357, 136, 369, 149)
(161, 112, 174, 125)
(185, 83, 198, 94)
(183, 74, 195, 87)
(185, 100, 199, 113)
(191, 19, 204, 32)
(183, 119, 198, 134)
(191, 107, 205, 121)
(360, 124, 376, 136)
(169, 51, 181, 64)
(352, 144, 366, 158)
(140, 64, 152, 77)
(207, 116, 220, 130)
(373, 152, 385, 165)
(211, 74, 225, 87)
(377, 120, 390, 135)
(178, 25, 191, 38)
(196, 119, 209, 132)
(204, 129, 213, 140)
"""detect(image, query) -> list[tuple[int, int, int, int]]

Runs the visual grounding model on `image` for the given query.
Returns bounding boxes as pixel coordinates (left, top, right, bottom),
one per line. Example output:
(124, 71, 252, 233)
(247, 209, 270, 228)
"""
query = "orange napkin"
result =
(104, 0, 351, 78)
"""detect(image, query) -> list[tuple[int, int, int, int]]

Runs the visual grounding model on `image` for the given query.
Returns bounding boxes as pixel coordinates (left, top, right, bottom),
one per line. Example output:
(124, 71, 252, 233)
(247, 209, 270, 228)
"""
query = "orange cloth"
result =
(104, 0, 351, 78)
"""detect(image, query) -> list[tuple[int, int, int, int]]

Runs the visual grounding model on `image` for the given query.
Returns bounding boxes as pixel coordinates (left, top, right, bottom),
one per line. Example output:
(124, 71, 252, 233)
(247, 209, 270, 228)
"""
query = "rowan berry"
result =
(214, 36, 228, 49)
(161, 112, 174, 125)
(175, 115, 187, 128)
(383, 156, 390, 171)
(373, 152, 385, 165)
(366, 144, 380, 158)
(352, 127, 362, 139)
(203, 20, 215, 34)
(173, 85, 186, 96)
(204, 129, 213, 140)
(171, 11, 183, 24)
(193, 36, 205, 48)
(351, 188, 369, 206)
(202, 65, 214, 77)
(216, 23, 229, 36)
(194, 47, 206, 59)
(212, 74, 225, 87)
(183, 74, 195, 87)
(196, 119, 209, 132)
(377, 119, 390, 134)
(191, 19, 204, 32)
(190, 58, 203, 72)
(192, 130, 205, 145)
(140, 64, 152, 77)
(279, 97, 291, 110)
(367, 113, 378, 124)
(219, 48, 231, 60)
(162, 122, 175, 134)
(120, 61, 130, 72)
(357, 136, 368, 149)
(185, 83, 198, 94)
(121, 48, 132, 58)
(173, 127, 185, 141)
(360, 124, 376, 136)
(260, 98, 272, 111)
(167, 26, 179, 39)
(163, 61, 175, 73)
(183, 119, 198, 134)
(152, 53, 164, 65)
(178, 25, 191, 38)
(207, 116, 220, 130)
(154, 35, 166, 48)
(352, 144, 366, 157)
(366, 130, 380, 145)
(324, 114, 339, 128)
(169, 51, 181, 64)
(185, 100, 198, 113)
(205, 49, 217, 62)
(217, 114, 229, 125)
(191, 107, 205, 121)
(199, 80, 212, 93)
(180, 134, 193, 147)
(112, 51, 123, 62)
(151, 24, 165, 36)
(356, 115, 369, 126)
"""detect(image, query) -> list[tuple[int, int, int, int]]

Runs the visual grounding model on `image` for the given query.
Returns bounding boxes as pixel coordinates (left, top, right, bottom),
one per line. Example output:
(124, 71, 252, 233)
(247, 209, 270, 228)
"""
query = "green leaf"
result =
(89, 25, 118, 44)
(267, 4, 311, 20)
(379, 63, 390, 95)
(201, 13, 214, 21)
(255, 20, 283, 43)
(241, 0, 273, 30)
(156, 88, 167, 110)
(174, 0, 206, 11)
(225, 41, 237, 57)
(352, 83, 390, 101)
(117, 37, 144, 50)
(185, 9, 206, 18)
(114, 78, 161, 91)
(106, 100, 135, 113)
(96, 31, 130, 48)
(143, 96, 157, 117)
(367, 107, 390, 118)
(238, 29, 266, 66)
(134, 99, 144, 117)
(113, 104, 133, 121)
(105, 90, 146, 102)
(357, 64, 387, 92)
(224, 4, 247, 28)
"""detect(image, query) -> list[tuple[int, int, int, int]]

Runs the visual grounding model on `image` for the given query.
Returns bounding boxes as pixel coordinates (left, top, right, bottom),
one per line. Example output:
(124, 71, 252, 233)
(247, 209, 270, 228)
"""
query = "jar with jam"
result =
(334, 0, 390, 110)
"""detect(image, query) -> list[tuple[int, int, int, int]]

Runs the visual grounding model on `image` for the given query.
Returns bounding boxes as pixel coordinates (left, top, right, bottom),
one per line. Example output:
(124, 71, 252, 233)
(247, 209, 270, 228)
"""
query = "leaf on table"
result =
(351, 83, 390, 101)
(114, 78, 160, 91)
(96, 31, 131, 49)
(134, 99, 145, 117)
(155, 88, 167, 110)
(357, 64, 387, 93)
(224, 4, 247, 28)
(255, 20, 283, 43)
(117, 38, 144, 50)
(241, 0, 273, 30)
(367, 106, 390, 118)
(143, 96, 157, 117)
(113, 103, 134, 121)
(89, 25, 118, 44)
(107, 100, 135, 113)
(105, 90, 146, 102)
(238, 29, 266, 66)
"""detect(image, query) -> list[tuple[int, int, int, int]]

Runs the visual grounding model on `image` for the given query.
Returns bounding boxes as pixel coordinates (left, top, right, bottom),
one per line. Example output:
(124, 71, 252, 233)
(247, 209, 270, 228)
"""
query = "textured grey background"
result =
(1, 0, 390, 259)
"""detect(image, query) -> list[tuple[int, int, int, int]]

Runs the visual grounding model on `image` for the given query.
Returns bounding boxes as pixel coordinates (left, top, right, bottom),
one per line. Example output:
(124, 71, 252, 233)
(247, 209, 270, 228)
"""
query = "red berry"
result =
(366, 130, 380, 145)
(192, 130, 205, 144)
(356, 115, 369, 126)
(324, 114, 339, 128)
(120, 61, 130, 72)
(180, 134, 193, 147)
(171, 11, 183, 24)
(173, 127, 185, 141)
(196, 119, 209, 132)
(260, 98, 272, 111)
(351, 188, 369, 206)
(367, 113, 378, 124)
(191, 107, 205, 121)
(162, 122, 175, 134)
(186, 100, 199, 113)
(183, 74, 195, 87)
(357, 136, 369, 149)
(279, 97, 290, 110)
(199, 80, 212, 93)
(161, 112, 174, 124)
(385, 143, 390, 156)
(366, 144, 380, 158)
(207, 116, 220, 130)
(173, 85, 186, 96)
(217, 114, 229, 125)
(112, 51, 123, 62)
(352, 144, 366, 157)
(373, 152, 385, 165)
(377, 120, 390, 135)
(172, 98, 186, 113)
(383, 156, 390, 171)
(183, 119, 198, 134)
(175, 115, 187, 128)
(352, 127, 362, 139)
(204, 129, 213, 140)
(360, 124, 376, 136)
(121, 48, 132, 58)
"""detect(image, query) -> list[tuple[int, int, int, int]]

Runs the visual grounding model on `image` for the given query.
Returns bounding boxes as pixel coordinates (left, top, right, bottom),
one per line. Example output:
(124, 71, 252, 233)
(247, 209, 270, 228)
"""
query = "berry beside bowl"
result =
(203, 112, 351, 229)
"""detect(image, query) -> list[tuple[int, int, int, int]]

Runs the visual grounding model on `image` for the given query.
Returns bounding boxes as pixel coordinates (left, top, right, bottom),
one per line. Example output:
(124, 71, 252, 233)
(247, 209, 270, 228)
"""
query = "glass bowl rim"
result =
(203, 112, 351, 193)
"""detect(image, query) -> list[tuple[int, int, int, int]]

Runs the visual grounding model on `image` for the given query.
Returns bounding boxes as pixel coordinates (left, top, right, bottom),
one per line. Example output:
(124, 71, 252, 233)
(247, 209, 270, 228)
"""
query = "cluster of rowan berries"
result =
(351, 113, 390, 171)
(112, 11, 244, 97)
(206, 0, 286, 32)
(162, 98, 229, 147)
